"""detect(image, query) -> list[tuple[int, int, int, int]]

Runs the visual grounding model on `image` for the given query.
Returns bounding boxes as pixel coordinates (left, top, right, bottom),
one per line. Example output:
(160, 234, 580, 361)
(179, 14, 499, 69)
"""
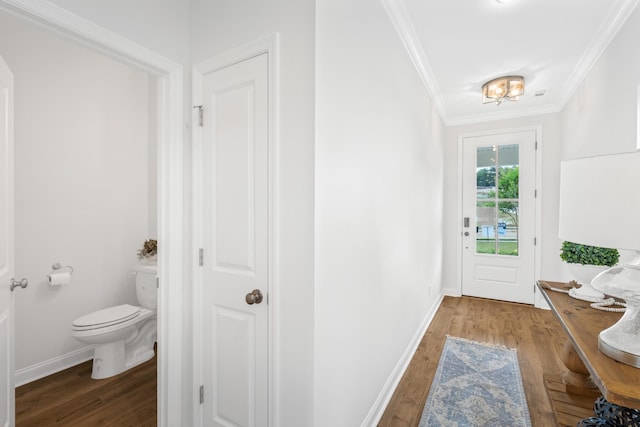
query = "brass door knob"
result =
(245, 289, 264, 305)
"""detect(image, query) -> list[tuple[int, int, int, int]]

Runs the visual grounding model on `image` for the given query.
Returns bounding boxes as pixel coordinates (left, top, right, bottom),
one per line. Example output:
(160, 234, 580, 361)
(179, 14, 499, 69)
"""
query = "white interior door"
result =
(0, 55, 15, 427)
(200, 53, 269, 427)
(462, 130, 536, 304)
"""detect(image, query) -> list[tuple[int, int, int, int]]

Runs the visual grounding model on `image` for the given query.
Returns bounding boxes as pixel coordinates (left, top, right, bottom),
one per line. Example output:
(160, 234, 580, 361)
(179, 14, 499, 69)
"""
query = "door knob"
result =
(245, 289, 264, 305)
(10, 278, 28, 292)
(464, 231, 470, 236)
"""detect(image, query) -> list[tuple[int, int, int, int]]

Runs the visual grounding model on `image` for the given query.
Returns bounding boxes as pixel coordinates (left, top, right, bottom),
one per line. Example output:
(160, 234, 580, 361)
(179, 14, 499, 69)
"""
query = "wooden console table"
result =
(538, 281, 640, 426)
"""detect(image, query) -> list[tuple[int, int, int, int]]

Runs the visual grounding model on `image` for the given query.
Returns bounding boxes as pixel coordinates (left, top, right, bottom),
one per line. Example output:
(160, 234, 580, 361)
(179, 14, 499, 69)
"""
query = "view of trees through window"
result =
(476, 144, 519, 256)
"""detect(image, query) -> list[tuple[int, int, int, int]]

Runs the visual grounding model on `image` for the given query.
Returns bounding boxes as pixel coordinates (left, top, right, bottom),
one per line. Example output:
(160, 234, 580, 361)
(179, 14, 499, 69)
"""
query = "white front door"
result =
(199, 53, 269, 427)
(461, 130, 537, 304)
(0, 55, 15, 427)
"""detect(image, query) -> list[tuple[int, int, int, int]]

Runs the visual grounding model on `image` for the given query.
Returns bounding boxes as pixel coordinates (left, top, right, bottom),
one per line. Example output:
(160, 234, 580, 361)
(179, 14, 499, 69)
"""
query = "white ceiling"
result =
(390, 0, 639, 125)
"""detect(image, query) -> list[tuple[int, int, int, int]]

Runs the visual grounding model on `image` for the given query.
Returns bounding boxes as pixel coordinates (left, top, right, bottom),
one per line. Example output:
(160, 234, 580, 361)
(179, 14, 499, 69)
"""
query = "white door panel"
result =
(462, 130, 536, 304)
(201, 53, 269, 427)
(0, 55, 14, 427)
(476, 265, 519, 284)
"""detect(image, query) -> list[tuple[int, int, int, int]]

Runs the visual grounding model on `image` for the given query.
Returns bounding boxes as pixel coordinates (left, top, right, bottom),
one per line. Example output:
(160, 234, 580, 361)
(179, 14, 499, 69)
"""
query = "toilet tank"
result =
(133, 264, 157, 309)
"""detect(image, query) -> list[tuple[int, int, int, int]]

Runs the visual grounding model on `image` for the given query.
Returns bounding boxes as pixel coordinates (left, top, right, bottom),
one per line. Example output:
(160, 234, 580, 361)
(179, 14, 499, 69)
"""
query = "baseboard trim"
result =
(15, 346, 94, 387)
(361, 291, 445, 427)
(442, 286, 461, 297)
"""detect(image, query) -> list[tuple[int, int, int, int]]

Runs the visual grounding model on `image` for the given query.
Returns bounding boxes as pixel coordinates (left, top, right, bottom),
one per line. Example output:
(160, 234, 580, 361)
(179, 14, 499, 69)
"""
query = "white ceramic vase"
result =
(566, 262, 607, 299)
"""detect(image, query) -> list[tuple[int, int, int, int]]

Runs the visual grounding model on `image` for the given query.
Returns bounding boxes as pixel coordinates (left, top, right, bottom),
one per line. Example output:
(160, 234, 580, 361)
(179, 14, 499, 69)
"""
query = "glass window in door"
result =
(475, 144, 519, 256)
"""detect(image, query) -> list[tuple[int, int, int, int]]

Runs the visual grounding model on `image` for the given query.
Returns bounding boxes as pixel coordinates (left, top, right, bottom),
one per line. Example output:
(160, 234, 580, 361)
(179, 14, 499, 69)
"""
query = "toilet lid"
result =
(73, 304, 140, 329)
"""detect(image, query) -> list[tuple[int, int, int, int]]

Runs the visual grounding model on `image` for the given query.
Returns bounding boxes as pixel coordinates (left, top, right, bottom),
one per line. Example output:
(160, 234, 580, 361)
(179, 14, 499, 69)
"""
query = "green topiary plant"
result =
(560, 241, 619, 267)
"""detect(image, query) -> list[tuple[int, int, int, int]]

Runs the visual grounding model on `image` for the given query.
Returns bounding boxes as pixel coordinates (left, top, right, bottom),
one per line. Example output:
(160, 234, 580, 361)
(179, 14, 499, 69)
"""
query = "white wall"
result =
(560, 7, 640, 158)
(190, 1, 316, 426)
(0, 11, 153, 378)
(148, 76, 159, 237)
(559, 6, 640, 265)
(315, 1, 445, 425)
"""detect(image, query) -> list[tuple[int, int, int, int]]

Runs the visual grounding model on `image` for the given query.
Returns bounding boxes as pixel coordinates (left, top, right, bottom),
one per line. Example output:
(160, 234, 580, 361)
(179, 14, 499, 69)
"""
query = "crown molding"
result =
(380, 0, 449, 124)
(557, 0, 639, 109)
(383, 0, 639, 127)
(0, 0, 180, 73)
(446, 103, 561, 127)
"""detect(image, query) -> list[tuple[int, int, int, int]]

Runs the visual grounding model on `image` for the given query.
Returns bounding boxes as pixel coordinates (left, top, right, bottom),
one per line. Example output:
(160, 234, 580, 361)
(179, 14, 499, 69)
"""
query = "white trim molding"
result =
(361, 292, 445, 426)
(446, 104, 560, 127)
(0, 0, 178, 74)
(381, 0, 639, 126)
(0, 1, 185, 425)
(15, 347, 93, 387)
(191, 33, 280, 427)
(557, 0, 640, 109)
(380, 0, 448, 124)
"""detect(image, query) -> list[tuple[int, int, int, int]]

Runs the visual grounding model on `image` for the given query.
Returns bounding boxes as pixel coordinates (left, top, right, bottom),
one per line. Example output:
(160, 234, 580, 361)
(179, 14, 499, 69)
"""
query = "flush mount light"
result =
(482, 75, 525, 105)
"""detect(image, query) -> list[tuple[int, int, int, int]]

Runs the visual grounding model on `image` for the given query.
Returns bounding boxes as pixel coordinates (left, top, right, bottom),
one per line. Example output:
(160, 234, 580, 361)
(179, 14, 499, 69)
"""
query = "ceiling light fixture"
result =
(482, 75, 525, 105)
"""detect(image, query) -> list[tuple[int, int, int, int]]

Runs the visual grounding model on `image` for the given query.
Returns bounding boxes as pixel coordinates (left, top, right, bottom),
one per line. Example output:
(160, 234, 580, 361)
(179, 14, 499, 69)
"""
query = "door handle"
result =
(464, 231, 470, 237)
(10, 278, 28, 292)
(245, 289, 263, 305)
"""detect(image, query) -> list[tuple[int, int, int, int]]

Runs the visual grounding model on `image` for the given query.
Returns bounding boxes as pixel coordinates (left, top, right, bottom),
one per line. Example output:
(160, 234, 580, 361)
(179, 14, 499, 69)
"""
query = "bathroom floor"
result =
(15, 351, 156, 426)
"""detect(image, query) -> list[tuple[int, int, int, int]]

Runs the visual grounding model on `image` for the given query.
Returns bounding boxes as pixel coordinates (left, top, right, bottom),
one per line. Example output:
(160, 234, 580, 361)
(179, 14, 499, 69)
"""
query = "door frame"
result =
(0, 1, 185, 425)
(0, 52, 15, 427)
(455, 125, 543, 307)
(192, 34, 279, 427)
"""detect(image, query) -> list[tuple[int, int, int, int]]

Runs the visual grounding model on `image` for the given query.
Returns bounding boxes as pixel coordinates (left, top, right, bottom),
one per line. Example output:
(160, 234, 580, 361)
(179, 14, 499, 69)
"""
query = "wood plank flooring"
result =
(14, 296, 574, 426)
(378, 296, 570, 427)
(16, 352, 156, 426)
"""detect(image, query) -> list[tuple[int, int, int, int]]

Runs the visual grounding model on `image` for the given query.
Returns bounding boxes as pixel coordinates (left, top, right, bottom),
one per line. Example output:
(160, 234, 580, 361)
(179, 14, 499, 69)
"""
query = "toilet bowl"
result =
(72, 264, 157, 379)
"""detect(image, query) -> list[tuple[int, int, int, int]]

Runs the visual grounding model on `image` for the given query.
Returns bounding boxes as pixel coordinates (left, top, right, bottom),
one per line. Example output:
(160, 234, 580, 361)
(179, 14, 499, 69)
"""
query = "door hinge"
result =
(199, 248, 204, 266)
(534, 237, 537, 246)
(156, 277, 159, 289)
(199, 385, 204, 404)
(193, 105, 203, 127)
(534, 189, 537, 198)
(535, 140, 538, 150)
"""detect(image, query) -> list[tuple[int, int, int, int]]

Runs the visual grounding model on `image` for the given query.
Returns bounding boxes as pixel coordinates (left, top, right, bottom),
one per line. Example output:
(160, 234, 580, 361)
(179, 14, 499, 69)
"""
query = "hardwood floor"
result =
(378, 296, 569, 427)
(14, 297, 569, 426)
(16, 353, 156, 426)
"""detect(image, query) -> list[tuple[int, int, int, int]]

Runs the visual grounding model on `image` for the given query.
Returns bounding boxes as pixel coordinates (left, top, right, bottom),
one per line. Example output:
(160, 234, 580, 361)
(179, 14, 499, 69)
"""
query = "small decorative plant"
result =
(137, 239, 158, 260)
(560, 241, 619, 267)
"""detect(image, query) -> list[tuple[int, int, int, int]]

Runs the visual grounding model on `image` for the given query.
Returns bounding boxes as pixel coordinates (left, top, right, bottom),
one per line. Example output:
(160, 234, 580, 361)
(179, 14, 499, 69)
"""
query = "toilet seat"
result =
(73, 304, 140, 331)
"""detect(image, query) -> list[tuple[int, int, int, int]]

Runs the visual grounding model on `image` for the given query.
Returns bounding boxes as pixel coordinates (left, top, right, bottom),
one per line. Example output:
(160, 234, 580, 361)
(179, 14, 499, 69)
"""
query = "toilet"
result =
(72, 264, 157, 379)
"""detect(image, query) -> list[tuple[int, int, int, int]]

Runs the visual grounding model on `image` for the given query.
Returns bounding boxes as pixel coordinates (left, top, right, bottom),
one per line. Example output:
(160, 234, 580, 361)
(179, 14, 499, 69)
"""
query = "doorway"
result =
(0, 2, 185, 425)
(461, 129, 538, 304)
(1, 6, 157, 421)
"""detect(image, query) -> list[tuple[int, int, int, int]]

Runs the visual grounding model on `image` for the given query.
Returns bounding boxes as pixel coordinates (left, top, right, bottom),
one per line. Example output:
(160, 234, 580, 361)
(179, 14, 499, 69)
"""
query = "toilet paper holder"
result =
(48, 262, 73, 278)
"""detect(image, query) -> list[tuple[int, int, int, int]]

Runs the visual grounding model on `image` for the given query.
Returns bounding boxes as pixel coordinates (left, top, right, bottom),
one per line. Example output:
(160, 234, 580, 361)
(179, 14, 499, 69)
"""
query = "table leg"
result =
(560, 340, 599, 396)
(543, 340, 603, 426)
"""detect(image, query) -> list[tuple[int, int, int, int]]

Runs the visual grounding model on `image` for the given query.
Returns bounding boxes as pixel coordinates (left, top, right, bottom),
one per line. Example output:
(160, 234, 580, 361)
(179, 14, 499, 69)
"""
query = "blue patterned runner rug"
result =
(418, 336, 532, 427)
